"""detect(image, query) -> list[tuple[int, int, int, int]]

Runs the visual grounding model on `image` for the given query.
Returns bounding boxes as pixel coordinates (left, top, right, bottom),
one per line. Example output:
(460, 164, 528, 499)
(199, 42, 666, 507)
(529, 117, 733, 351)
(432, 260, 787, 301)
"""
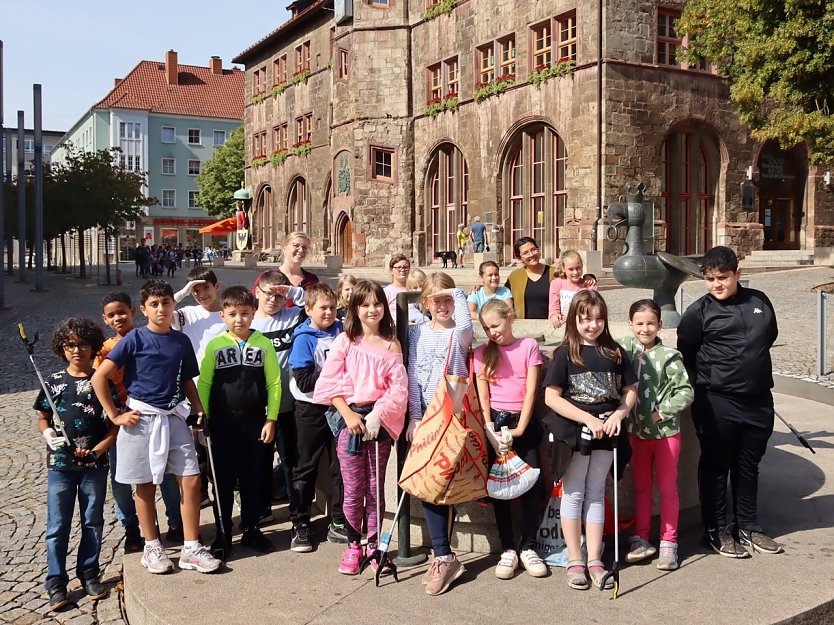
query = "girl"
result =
(383, 254, 411, 322)
(504, 237, 557, 320)
(548, 250, 598, 328)
(407, 272, 473, 596)
(543, 290, 637, 590)
(467, 261, 514, 319)
(336, 274, 357, 321)
(406, 269, 429, 325)
(473, 299, 546, 580)
(618, 299, 693, 570)
(313, 280, 407, 575)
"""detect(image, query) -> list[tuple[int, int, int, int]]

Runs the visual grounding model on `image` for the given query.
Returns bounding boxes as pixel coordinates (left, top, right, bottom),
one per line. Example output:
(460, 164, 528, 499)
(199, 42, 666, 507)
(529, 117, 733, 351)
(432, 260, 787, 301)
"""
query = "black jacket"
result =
(677, 286, 778, 397)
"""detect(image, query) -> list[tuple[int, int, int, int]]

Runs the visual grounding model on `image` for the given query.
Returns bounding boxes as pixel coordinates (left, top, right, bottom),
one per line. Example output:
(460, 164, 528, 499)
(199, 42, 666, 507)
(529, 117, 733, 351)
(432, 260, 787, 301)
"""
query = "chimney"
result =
(165, 49, 178, 86)
(210, 56, 223, 75)
(114, 78, 123, 88)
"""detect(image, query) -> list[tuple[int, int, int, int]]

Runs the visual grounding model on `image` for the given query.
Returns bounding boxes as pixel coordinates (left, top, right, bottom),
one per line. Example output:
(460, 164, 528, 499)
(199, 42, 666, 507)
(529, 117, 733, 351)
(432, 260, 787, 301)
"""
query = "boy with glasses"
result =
(251, 270, 308, 529)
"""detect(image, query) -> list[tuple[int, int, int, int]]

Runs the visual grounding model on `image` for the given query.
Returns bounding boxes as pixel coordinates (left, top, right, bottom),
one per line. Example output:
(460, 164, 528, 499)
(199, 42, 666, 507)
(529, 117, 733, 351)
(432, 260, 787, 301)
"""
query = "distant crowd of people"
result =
(134, 241, 229, 279)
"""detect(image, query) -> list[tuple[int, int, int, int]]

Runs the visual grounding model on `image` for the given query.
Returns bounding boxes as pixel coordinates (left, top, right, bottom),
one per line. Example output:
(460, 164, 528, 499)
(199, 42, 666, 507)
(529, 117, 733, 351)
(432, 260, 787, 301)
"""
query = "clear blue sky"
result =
(2, 1, 291, 132)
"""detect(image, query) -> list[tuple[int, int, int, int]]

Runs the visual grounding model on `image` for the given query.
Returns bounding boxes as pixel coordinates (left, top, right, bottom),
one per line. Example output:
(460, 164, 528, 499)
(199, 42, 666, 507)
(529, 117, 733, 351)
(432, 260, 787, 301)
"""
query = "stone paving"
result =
(0, 261, 830, 624)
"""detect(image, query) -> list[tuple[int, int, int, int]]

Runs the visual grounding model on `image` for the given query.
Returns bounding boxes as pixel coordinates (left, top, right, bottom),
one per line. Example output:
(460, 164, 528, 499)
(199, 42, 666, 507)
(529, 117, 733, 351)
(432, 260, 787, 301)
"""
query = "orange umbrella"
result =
(198, 217, 237, 234)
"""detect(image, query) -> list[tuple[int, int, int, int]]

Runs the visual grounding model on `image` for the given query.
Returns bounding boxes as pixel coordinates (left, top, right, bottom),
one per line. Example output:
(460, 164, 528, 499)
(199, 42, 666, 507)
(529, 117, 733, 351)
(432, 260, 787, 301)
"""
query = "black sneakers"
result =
(241, 527, 275, 553)
(327, 522, 349, 544)
(703, 527, 749, 558)
(165, 525, 184, 544)
(124, 525, 143, 553)
(47, 585, 68, 611)
(211, 532, 234, 560)
(290, 523, 313, 552)
(737, 528, 782, 554)
(82, 576, 108, 600)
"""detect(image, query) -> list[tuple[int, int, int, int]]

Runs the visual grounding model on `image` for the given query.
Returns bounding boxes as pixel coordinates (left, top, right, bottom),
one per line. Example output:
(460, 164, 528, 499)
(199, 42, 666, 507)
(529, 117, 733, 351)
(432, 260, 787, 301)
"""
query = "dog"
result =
(433, 250, 458, 268)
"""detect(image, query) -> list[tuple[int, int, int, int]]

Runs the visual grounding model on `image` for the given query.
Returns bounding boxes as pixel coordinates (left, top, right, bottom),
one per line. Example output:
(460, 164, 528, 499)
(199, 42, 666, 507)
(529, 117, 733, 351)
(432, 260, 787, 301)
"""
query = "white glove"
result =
(42, 428, 67, 451)
(174, 279, 207, 304)
(363, 412, 381, 441)
(406, 419, 419, 442)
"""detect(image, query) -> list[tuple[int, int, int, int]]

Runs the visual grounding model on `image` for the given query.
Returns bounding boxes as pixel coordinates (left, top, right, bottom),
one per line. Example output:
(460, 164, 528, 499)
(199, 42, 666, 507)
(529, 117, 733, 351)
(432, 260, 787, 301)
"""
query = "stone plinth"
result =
(472, 251, 498, 274)
(326, 255, 343, 271)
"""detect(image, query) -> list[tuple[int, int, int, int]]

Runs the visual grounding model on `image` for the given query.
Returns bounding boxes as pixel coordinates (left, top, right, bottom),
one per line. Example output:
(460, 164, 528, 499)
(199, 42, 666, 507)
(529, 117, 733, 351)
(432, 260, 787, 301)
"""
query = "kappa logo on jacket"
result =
(753, 307, 763, 314)
(214, 344, 266, 369)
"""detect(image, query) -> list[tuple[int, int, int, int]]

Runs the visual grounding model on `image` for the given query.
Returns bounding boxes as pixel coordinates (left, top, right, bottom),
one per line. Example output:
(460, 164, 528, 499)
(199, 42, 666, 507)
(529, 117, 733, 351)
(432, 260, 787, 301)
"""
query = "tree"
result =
(196, 126, 245, 217)
(50, 146, 156, 281)
(679, 0, 834, 164)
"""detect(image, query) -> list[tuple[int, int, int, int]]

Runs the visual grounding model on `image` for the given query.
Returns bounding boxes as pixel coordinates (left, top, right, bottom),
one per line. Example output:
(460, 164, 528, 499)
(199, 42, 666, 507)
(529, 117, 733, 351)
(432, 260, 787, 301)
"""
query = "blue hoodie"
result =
(288, 318, 343, 402)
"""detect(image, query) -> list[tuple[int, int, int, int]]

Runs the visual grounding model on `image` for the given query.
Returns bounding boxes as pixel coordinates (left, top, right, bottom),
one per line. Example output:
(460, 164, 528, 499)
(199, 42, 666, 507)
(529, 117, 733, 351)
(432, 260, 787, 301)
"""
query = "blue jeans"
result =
(474, 241, 485, 253)
(108, 446, 182, 530)
(45, 466, 108, 590)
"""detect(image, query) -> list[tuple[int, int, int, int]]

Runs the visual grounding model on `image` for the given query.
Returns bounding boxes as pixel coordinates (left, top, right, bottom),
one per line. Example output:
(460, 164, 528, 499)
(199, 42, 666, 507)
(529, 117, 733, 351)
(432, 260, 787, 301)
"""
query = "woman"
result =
(504, 237, 557, 320)
(383, 254, 411, 322)
(278, 232, 319, 288)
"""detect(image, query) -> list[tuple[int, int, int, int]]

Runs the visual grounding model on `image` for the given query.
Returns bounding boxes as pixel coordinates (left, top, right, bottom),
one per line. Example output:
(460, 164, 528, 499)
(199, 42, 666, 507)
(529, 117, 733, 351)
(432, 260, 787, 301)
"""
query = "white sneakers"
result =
(495, 549, 548, 579)
(494, 550, 518, 579)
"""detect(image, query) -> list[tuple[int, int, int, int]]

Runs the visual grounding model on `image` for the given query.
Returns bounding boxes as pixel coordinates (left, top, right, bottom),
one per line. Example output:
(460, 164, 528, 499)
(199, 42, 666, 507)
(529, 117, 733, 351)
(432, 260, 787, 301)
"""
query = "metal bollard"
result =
(818, 291, 828, 377)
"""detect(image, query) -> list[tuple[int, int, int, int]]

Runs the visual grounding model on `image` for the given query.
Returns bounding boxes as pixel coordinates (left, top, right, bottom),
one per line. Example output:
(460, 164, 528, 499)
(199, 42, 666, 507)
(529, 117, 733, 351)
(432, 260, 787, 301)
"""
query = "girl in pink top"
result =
(548, 250, 598, 328)
(473, 299, 547, 580)
(313, 280, 407, 575)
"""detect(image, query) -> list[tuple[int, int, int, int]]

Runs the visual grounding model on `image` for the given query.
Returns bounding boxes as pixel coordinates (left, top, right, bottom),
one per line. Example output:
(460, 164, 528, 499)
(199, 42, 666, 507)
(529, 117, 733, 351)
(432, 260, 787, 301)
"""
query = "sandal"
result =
(587, 559, 613, 589)
(566, 560, 589, 590)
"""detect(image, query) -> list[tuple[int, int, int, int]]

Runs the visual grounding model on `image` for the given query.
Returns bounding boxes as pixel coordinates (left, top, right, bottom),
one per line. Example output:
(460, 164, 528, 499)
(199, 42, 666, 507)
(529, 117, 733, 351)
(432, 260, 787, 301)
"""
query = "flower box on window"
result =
(474, 74, 516, 103)
(426, 93, 459, 117)
(250, 92, 268, 105)
(528, 60, 575, 90)
(291, 140, 312, 157)
(270, 149, 290, 167)
(251, 155, 269, 168)
(271, 83, 289, 98)
(291, 69, 311, 85)
(425, 0, 458, 20)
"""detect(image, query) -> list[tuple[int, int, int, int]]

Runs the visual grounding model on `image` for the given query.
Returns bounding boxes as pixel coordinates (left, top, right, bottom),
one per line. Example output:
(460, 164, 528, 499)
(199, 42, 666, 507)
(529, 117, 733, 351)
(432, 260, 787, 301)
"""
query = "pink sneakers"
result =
(338, 542, 363, 575)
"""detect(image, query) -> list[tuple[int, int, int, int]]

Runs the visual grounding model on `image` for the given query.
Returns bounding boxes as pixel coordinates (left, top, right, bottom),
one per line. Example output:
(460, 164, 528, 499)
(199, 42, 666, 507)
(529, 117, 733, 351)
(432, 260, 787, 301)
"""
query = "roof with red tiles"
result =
(233, 0, 327, 65)
(95, 60, 244, 120)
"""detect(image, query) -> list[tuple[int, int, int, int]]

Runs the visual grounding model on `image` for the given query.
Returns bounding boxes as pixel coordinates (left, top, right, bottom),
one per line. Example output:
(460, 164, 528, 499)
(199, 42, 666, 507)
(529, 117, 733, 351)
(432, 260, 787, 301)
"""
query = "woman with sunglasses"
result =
(504, 237, 557, 320)
(383, 254, 411, 323)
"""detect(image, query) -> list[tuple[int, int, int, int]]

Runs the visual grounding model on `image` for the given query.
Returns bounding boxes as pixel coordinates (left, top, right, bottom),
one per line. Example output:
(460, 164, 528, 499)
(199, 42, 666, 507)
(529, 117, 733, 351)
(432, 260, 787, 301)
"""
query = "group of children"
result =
(36, 244, 779, 609)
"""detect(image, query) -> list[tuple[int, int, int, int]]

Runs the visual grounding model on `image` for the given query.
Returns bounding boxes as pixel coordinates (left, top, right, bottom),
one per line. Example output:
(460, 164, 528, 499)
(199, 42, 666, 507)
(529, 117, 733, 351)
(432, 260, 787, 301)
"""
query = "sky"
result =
(1, 1, 291, 132)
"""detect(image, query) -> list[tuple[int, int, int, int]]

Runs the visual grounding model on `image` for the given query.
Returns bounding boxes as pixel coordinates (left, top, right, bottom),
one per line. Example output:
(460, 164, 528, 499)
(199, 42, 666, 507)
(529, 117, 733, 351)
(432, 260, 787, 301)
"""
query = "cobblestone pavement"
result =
(0, 262, 830, 624)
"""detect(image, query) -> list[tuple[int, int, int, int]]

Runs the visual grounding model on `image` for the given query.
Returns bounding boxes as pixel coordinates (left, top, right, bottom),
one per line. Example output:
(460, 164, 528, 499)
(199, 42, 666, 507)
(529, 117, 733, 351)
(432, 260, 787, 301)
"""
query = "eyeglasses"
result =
(392, 265, 410, 271)
(289, 243, 309, 252)
(63, 343, 91, 351)
(520, 248, 539, 258)
(258, 286, 285, 302)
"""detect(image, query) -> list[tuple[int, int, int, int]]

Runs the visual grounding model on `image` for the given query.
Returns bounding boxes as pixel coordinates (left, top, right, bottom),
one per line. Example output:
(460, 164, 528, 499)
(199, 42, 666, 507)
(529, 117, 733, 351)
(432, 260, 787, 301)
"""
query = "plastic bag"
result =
(486, 450, 540, 500)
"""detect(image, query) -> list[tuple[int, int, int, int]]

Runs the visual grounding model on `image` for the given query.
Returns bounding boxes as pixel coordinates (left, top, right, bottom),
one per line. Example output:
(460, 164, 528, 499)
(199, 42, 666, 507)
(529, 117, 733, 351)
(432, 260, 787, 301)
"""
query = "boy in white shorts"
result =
(92, 280, 221, 574)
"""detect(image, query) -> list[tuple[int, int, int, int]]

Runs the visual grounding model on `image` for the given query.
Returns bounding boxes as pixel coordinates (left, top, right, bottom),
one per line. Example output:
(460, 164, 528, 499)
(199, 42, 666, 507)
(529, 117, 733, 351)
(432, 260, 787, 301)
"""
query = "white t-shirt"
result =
(172, 305, 226, 365)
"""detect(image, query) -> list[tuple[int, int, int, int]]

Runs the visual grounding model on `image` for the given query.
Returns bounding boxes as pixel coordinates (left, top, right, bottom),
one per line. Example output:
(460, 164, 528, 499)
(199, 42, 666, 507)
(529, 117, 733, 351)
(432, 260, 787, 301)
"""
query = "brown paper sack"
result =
(399, 373, 489, 505)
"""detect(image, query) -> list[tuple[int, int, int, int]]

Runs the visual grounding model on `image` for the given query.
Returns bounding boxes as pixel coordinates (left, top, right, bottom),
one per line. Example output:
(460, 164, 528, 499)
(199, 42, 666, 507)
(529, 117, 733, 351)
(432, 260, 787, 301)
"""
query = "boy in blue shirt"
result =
(92, 280, 221, 575)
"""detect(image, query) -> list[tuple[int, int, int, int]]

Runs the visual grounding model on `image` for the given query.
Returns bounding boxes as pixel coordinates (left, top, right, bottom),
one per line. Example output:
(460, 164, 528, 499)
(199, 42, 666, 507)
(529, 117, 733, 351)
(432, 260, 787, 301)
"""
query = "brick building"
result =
(234, 0, 834, 267)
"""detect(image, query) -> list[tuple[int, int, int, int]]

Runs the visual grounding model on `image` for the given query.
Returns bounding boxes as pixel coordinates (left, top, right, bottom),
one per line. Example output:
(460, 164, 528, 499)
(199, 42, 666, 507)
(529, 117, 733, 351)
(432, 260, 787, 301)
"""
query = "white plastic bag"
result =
(487, 450, 540, 500)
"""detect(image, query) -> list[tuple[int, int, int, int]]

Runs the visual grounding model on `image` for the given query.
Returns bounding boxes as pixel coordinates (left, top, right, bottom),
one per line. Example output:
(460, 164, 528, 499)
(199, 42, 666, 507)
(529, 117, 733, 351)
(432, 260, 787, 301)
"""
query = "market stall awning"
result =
(198, 217, 237, 234)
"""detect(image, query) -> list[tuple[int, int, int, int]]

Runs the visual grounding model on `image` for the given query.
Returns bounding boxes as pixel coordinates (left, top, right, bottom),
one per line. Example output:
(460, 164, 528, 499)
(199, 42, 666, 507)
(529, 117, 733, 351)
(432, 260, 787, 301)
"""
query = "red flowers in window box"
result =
(426, 97, 442, 105)
(443, 91, 459, 100)
(534, 63, 549, 72)
(498, 73, 515, 82)
(475, 81, 492, 90)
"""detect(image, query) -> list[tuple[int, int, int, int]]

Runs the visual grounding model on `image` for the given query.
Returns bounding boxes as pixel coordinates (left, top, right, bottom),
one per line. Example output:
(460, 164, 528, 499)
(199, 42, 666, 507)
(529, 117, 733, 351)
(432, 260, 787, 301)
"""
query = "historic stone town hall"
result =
(233, 0, 834, 267)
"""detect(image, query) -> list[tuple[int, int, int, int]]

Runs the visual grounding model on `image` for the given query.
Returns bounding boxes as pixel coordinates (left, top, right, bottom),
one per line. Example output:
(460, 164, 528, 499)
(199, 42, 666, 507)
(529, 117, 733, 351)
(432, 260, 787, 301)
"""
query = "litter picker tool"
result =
(199, 413, 228, 561)
(600, 443, 620, 600)
(18, 322, 72, 449)
(775, 410, 815, 454)
(363, 477, 408, 587)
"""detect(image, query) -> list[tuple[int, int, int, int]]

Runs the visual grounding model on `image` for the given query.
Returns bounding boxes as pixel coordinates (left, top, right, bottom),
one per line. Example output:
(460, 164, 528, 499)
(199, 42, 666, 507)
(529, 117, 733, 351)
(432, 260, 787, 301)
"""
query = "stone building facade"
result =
(234, 0, 834, 267)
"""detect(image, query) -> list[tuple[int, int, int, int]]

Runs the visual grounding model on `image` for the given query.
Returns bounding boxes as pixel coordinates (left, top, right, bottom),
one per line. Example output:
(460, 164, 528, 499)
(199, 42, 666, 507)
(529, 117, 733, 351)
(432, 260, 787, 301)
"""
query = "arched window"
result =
(426, 144, 468, 255)
(502, 124, 567, 261)
(288, 178, 308, 233)
(660, 128, 717, 255)
(255, 185, 273, 249)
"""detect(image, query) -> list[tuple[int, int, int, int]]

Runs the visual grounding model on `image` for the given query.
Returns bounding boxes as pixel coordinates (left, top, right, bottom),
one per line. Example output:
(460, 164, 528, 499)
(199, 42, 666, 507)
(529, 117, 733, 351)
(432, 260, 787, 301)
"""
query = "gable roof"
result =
(95, 60, 244, 120)
(233, 0, 327, 65)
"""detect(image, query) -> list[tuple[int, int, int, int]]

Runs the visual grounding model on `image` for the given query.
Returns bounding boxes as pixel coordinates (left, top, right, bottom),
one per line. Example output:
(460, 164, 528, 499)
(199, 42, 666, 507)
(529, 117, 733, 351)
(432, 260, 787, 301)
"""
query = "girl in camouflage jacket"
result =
(618, 299, 694, 571)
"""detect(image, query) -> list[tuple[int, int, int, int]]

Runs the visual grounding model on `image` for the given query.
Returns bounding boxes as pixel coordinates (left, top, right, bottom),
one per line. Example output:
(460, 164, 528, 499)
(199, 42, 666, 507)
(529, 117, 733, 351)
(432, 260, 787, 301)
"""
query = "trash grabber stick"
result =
(18, 322, 74, 448)
(201, 414, 227, 561)
(373, 490, 408, 587)
(600, 444, 620, 600)
(775, 410, 816, 454)
(361, 440, 384, 573)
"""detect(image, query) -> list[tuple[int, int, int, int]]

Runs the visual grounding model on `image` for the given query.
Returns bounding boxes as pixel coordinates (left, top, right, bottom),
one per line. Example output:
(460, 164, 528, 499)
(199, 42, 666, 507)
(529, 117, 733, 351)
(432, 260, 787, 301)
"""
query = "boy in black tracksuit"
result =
(287, 284, 346, 552)
(677, 246, 781, 558)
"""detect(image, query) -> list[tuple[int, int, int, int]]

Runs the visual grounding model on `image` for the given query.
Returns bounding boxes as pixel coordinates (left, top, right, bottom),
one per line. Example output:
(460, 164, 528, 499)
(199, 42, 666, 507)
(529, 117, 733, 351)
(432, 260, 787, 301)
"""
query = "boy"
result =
(288, 283, 346, 551)
(198, 286, 281, 556)
(92, 280, 221, 575)
(35, 317, 118, 610)
(250, 270, 306, 526)
(95, 292, 183, 553)
(677, 246, 781, 558)
(172, 267, 226, 364)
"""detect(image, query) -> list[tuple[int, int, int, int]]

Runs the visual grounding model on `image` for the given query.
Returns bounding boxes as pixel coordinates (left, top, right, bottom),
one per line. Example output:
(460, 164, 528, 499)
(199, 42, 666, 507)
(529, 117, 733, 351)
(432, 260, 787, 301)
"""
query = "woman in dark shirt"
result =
(504, 237, 557, 319)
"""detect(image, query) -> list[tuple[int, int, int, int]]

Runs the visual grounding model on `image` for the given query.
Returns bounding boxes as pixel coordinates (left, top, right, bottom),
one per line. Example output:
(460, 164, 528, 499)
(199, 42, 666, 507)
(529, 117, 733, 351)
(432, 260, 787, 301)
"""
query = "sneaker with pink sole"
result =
(338, 542, 363, 575)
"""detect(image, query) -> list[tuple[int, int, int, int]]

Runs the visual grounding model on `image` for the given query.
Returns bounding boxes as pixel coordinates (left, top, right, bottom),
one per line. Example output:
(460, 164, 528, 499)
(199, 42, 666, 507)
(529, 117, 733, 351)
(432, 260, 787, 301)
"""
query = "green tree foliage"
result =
(196, 126, 244, 217)
(679, 0, 834, 164)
